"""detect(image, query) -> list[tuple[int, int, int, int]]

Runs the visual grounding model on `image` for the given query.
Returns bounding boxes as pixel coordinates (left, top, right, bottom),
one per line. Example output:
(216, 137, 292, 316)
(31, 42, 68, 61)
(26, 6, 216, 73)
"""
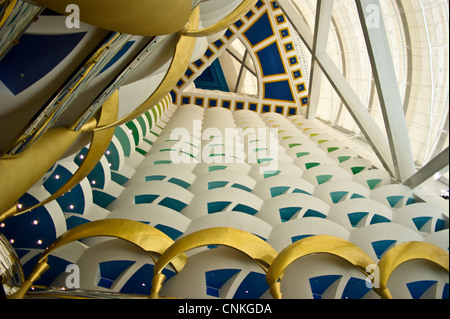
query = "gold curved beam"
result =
(28, 0, 191, 36)
(94, 6, 200, 131)
(9, 219, 188, 299)
(149, 227, 278, 299)
(266, 235, 378, 299)
(0, 91, 119, 223)
(3, 33, 123, 157)
(183, 0, 257, 37)
(0, 0, 17, 29)
(0, 121, 97, 217)
(377, 241, 449, 299)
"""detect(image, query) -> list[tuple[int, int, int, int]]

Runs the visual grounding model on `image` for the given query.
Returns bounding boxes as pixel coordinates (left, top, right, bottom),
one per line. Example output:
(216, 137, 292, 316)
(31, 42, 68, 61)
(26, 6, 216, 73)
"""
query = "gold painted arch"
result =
(0, 91, 119, 222)
(9, 219, 188, 299)
(266, 235, 381, 299)
(28, 0, 192, 36)
(183, 0, 258, 37)
(149, 227, 278, 299)
(94, 6, 200, 131)
(377, 241, 449, 299)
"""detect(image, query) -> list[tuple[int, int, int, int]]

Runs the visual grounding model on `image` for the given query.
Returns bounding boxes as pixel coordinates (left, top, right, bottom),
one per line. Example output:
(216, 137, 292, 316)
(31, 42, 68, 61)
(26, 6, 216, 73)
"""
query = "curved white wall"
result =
(48, 103, 448, 299)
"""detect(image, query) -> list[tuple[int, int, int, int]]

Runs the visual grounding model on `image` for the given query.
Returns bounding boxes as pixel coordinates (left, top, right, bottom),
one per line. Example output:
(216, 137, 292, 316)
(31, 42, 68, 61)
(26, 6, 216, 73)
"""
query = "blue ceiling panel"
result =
(0, 32, 86, 95)
(341, 277, 372, 299)
(119, 263, 175, 295)
(154, 224, 183, 240)
(256, 42, 286, 77)
(243, 12, 274, 47)
(98, 260, 136, 288)
(263, 80, 294, 102)
(206, 269, 241, 297)
(43, 164, 86, 214)
(40, 8, 62, 16)
(0, 193, 58, 250)
(20, 253, 72, 287)
(309, 274, 342, 299)
(371, 239, 397, 259)
(407, 280, 438, 299)
(233, 271, 269, 299)
(98, 41, 135, 75)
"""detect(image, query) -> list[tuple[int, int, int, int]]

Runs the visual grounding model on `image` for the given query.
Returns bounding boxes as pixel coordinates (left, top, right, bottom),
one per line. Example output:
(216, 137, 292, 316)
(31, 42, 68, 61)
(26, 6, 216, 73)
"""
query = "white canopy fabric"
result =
(287, 0, 448, 171)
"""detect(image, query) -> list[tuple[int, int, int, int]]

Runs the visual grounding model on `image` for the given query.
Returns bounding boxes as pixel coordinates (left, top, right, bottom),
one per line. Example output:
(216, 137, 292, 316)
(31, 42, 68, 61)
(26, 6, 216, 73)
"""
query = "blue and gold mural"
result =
(173, 0, 309, 116)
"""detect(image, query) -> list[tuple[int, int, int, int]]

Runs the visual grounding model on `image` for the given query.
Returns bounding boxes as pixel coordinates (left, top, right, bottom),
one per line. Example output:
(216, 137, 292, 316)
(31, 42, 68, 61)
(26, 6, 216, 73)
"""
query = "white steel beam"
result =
(278, 0, 314, 49)
(316, 52, 394, 174)
(356, 0, 416, 182)
(279, 0, 395, 175)
(404, 147, 449, 189)
(307, 0, 334, 119)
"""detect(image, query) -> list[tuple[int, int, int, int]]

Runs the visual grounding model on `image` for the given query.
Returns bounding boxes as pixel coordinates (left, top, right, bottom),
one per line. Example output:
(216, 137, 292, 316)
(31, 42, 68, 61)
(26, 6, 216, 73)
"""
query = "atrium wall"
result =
(6, 97, 445, 299)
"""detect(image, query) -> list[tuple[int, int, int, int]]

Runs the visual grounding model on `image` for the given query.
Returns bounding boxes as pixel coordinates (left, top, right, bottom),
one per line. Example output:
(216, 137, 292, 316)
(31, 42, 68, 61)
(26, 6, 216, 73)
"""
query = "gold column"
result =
(28, 0, 192, 36)
(0, 125, 91, 215)
(95, 6, 201, 131)
(183, 0, 258, 37)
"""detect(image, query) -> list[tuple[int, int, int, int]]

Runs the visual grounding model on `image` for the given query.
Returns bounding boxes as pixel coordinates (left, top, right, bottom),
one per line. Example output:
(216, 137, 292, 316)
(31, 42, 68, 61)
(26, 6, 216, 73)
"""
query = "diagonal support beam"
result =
(307, 0, 334, 119)
(316, 52, 395, 175)
(278, 0, 395, 175)
(403, 147, 449, 190)
(235, 50, 249, 93)
(355, 0, 416, 182)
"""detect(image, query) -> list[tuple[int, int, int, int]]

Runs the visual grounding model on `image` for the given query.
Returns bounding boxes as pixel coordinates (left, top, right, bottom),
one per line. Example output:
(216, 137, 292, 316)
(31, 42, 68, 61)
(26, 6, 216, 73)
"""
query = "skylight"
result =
(286, 0, 449, 184)
(220, 38, 258, 97)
